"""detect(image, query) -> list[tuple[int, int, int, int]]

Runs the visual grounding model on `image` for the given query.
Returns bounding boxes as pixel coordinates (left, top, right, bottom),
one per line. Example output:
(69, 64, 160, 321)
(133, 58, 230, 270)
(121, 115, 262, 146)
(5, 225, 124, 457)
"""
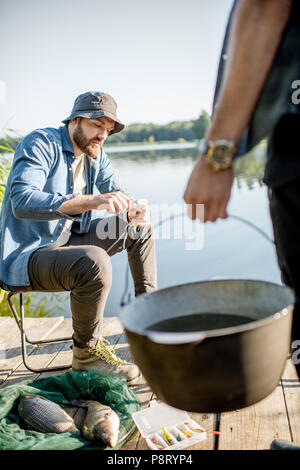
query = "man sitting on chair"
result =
(0, 91, 157, 384)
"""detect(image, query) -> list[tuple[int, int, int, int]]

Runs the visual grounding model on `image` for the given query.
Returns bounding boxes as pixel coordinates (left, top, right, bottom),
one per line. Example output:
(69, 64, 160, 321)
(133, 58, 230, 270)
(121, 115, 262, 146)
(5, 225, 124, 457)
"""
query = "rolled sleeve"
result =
(52, 193, 83, 221)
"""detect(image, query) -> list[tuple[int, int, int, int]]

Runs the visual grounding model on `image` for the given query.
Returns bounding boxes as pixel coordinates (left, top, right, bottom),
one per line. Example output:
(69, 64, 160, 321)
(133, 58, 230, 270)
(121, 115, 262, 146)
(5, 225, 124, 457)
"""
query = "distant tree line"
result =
(0, 110, 210, 153)
(108, 110, 210, 144)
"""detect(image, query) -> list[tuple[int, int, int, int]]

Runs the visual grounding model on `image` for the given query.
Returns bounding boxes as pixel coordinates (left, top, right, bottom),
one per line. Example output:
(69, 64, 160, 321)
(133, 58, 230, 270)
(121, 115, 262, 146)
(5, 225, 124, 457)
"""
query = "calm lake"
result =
(47, 141, 281, 318)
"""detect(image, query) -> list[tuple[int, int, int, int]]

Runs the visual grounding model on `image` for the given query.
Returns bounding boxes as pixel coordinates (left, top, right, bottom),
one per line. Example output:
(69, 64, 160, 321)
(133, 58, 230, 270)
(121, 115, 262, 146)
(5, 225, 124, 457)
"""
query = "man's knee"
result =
(141, 224, 156, 246)
(128, 223, 155, 243)
(74, 246, 112, 288)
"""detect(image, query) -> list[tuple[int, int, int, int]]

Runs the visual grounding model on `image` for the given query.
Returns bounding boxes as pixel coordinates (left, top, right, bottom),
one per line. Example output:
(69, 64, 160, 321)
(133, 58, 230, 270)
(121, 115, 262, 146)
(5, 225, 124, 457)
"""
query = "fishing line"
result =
(228, 214, 274, 244)
(119, 209, 275, 307)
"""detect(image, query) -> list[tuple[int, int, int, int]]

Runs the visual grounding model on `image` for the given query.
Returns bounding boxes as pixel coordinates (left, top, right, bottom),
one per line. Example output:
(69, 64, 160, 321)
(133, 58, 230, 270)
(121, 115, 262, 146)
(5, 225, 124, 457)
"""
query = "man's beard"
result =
(73, 121, 102, 158)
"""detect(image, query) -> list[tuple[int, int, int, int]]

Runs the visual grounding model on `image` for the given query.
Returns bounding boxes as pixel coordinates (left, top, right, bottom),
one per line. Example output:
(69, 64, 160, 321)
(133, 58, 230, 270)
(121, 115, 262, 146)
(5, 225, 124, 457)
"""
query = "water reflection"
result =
(234, 144, 266, 189)
(109, 146, 198, 162)
(109, 141, 267, 190)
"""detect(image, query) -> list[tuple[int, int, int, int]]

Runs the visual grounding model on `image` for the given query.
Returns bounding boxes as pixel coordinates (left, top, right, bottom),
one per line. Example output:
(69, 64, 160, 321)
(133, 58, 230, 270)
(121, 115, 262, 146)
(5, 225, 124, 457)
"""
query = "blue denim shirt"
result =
(0, 125, 121, 288)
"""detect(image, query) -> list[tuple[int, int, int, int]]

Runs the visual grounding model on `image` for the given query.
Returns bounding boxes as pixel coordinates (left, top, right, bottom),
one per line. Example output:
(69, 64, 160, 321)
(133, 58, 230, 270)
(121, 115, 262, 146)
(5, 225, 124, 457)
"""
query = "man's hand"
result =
(92, 191, 132, 214)
(57, 191, 132, 215)
(128, 200, 151, 226)
(183, 154, 234, 222)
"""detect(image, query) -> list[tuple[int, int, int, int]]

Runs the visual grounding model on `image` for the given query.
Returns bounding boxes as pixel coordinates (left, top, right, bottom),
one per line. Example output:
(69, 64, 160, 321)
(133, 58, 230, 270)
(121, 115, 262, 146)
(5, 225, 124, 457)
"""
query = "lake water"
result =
(46, 142, 281, 319)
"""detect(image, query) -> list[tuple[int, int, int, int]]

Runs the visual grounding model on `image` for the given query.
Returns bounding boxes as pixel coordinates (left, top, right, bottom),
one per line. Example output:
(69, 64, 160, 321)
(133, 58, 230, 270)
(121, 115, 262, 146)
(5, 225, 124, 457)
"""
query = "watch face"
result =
(212, 144, 232, 165)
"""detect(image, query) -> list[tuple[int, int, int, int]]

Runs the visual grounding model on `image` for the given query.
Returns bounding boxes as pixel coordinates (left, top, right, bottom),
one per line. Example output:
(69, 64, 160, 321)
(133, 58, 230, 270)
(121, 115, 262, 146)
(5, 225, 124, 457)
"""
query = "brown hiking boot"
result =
(72, 337, 141, 384)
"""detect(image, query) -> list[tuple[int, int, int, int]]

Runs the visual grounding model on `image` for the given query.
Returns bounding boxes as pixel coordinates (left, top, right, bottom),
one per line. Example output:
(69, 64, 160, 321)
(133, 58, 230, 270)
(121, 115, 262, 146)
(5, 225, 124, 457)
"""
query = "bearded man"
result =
(0, 91, 157, 383)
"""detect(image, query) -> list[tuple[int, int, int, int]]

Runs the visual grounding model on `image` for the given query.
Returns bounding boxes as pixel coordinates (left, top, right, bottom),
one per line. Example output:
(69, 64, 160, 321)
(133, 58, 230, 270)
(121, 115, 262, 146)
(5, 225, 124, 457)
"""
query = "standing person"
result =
(0, 91, 157, 384)
(184, 0, 300, 449)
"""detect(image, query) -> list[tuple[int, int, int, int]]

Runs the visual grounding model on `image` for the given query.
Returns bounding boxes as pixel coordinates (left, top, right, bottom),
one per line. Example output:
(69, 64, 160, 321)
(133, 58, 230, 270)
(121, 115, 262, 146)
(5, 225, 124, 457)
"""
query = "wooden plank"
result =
(281, 359, 300, 444)
(0, 317, 11, 328)
(218, 381, 291, 450)
(0, 316, 64, 385)
(0, 318, 72, 388)
(0, 315, 122, 385)
(38, 346, 73, 381)
(102, 316, 124, 339)
(0, 316, 65, 345)
(0, 317, 13, 369)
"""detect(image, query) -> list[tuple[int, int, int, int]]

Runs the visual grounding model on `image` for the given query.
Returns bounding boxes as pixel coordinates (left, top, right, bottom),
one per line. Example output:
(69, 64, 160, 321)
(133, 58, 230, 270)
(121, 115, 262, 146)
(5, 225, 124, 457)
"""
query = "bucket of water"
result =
(119, 279, 294, 412)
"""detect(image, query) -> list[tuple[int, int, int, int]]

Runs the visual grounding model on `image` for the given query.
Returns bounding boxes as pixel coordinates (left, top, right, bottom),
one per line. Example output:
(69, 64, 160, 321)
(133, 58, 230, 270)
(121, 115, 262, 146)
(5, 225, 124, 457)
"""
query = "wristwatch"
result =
(199, 139, 237, 171)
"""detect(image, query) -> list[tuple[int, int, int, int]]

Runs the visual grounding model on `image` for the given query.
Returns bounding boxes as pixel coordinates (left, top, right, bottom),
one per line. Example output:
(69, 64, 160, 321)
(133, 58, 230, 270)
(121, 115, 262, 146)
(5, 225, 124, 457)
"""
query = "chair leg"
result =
(7, 291, 73, 373)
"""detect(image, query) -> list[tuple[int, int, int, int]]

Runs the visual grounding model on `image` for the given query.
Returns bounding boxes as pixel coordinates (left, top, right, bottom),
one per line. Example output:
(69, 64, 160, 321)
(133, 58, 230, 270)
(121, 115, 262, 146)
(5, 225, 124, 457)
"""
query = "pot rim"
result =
(119, 278, 295, 344)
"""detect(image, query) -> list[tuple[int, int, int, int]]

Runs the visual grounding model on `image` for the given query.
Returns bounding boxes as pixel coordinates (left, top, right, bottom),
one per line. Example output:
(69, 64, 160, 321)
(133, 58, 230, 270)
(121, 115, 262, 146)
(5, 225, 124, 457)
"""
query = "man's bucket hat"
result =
(62, 91, 124, 135)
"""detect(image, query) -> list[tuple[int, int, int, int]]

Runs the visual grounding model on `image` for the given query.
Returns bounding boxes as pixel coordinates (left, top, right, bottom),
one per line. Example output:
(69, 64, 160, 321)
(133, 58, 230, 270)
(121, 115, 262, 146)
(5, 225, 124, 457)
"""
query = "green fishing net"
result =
(0, 370, 141, 450)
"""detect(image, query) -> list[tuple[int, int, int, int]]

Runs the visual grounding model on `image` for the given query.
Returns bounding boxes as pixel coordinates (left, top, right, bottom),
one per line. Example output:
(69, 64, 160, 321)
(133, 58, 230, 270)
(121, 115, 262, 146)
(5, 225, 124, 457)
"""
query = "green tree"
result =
(192, 110, 210, 139)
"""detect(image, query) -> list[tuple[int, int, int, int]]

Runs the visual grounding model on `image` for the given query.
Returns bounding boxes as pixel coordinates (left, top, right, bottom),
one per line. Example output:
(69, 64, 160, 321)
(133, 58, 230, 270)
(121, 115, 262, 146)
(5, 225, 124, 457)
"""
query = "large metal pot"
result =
(119, 279, 294, 413)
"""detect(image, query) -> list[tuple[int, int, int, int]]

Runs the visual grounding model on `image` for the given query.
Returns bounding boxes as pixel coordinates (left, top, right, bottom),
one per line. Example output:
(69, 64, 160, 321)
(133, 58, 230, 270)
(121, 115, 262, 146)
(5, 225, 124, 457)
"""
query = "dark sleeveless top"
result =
(213, 0, 300, 188)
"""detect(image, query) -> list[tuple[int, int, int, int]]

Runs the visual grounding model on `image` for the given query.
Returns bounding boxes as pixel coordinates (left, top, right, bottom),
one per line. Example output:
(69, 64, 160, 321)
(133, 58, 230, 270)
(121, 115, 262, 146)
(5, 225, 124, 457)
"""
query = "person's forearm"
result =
(58, 194, 96, 215)
(57, 191, 132, 216)
(207, 0, 293, 145)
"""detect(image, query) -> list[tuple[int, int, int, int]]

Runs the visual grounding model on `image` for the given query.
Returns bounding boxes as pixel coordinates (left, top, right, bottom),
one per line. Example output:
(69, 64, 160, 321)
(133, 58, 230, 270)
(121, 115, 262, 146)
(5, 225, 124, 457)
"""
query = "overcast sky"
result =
(1, 0, 233, 136)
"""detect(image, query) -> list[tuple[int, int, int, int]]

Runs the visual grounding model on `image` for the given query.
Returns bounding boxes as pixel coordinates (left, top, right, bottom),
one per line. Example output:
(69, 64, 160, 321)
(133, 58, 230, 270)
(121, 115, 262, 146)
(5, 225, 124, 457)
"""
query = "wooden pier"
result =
(1, 315, 300, 450)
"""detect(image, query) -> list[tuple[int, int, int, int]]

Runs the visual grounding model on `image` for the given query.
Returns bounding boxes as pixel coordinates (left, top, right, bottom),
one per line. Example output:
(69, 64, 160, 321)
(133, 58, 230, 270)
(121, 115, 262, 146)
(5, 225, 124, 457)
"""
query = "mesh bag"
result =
(0, 370, 141, 450)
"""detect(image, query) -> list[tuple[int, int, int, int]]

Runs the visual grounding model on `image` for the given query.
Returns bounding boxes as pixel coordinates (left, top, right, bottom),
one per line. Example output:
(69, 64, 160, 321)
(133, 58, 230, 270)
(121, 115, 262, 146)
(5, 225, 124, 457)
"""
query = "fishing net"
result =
(0, 369, 141, 450)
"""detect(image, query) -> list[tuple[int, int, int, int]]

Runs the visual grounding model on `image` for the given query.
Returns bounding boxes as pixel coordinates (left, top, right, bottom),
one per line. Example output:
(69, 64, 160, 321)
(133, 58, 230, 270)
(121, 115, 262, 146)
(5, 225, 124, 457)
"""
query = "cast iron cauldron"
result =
(119, 279, 294, 413)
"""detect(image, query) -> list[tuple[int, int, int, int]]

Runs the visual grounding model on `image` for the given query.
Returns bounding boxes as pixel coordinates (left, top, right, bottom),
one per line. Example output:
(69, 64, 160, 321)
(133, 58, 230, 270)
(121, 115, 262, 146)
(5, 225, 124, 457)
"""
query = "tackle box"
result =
(131, 401, 207, 450)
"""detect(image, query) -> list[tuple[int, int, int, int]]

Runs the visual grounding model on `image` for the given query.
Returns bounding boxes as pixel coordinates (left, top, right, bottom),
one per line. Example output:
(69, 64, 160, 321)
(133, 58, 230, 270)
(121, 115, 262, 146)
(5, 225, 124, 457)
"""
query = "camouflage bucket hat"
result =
(62, 91, 125, 135)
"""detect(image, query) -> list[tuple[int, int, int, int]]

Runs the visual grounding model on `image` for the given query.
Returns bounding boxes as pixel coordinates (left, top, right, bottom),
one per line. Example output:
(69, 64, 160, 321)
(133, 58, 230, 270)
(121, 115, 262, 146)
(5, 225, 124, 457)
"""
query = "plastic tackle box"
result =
(131, 401, 207, 450)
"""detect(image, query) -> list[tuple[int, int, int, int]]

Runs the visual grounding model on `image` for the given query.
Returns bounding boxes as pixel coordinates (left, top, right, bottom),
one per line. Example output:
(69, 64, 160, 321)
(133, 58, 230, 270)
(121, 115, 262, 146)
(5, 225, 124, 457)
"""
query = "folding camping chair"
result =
(6, 289, 72, 373)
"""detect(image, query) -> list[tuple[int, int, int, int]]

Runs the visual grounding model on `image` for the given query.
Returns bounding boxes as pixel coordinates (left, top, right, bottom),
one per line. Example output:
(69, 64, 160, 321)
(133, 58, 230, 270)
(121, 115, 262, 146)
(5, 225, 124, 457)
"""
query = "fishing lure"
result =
(162, 426, 173, 444)
(185, 421, 204, 433)
(150, 437, 164, 450)
(181, 429, 192, 438)
(184, 422, 220, 435)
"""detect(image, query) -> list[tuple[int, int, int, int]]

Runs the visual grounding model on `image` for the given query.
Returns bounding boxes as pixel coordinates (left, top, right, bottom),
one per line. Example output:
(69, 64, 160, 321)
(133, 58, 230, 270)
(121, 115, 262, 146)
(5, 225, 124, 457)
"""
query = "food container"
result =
(131, 401, 207, 450)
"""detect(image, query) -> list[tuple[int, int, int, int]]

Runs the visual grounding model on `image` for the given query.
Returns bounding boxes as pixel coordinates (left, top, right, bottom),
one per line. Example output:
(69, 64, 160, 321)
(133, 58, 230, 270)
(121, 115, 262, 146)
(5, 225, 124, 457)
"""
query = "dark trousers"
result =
(269, 180, 300, 379)
(27, 216, 157, 348)
(266, 114, 300, 379)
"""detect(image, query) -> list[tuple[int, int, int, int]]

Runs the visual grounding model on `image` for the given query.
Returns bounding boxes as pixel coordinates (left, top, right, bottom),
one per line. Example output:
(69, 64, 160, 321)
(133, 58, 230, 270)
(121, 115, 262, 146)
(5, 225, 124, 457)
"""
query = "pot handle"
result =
(146, 331, 206, 345)
(120, 211, 275, 307)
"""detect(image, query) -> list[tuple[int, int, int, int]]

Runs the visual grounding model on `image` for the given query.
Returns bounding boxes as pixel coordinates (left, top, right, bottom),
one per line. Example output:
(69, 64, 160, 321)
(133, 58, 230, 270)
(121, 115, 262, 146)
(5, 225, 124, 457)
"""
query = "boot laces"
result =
(88, 338, 125, 367)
